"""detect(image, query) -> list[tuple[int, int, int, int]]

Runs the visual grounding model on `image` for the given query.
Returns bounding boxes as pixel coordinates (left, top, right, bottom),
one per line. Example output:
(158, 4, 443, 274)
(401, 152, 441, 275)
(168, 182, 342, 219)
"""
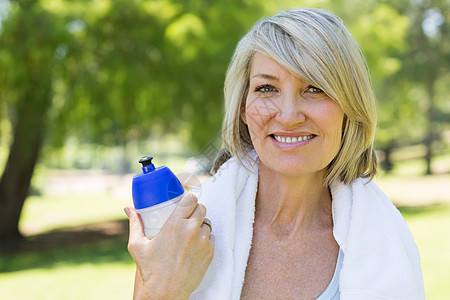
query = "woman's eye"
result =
(307, 86, 324, 94)
(255, 84, 278, 93)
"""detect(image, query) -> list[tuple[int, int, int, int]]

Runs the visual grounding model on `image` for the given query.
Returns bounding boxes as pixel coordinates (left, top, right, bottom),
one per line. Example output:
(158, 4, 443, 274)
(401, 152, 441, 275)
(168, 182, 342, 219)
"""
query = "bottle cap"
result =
(132, 156, 184, 209)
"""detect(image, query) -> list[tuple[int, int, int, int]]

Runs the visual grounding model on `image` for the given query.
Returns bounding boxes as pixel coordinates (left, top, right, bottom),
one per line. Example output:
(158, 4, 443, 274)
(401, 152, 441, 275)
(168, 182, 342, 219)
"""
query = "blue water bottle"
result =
(132, 156, 185, 238)
(132, 155, 213, 293)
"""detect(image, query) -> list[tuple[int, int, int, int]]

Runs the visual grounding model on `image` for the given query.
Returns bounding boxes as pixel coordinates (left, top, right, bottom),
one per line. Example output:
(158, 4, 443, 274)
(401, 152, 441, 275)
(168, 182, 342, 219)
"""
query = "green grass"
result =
(19, 193, 130, 235)
(0, 237, 135, 299)
(1, 177, 137, 299)
(399, 204, 450, 300)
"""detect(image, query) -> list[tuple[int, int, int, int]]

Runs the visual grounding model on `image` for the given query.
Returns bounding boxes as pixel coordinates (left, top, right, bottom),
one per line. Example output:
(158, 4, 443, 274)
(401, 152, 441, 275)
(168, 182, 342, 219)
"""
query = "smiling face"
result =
(243, 52, 345, 179)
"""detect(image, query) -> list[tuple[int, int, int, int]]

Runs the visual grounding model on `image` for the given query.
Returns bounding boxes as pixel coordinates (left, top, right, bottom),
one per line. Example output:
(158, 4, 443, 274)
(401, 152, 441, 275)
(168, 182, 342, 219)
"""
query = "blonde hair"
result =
(213, 8, 377, 186)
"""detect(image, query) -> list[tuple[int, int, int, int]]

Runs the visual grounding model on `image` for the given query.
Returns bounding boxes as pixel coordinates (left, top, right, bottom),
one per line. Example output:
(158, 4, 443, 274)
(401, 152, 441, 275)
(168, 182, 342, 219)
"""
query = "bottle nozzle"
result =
(139, 156, 155, 173)
(139, 156, 153, 167)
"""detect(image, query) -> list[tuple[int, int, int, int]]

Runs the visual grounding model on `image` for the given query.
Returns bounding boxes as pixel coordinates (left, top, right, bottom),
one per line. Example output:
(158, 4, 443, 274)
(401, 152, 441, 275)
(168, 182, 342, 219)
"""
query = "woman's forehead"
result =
(249, 52, 314, 87)
(249, 53, 287, 78)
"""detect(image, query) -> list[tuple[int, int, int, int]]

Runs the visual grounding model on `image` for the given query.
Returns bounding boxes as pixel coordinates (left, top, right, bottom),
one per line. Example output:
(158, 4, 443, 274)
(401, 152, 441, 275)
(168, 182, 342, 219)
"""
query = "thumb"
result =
(124, 206, 145, 242)
(170, 193, 198, 219)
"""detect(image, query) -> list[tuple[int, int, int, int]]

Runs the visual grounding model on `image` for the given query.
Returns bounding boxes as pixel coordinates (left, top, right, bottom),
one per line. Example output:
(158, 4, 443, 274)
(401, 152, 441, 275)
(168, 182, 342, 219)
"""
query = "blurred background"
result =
(0, 0, 449, 298)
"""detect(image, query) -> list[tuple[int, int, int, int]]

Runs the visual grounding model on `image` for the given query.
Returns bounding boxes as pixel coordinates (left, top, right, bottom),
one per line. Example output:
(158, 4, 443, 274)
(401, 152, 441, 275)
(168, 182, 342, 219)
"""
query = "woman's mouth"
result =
(271, 134, 316, 144)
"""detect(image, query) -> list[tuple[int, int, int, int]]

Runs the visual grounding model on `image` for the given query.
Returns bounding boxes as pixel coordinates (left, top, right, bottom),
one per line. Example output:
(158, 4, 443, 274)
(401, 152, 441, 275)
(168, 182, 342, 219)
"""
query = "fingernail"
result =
(123, 207, 131, 218)
(183, 193, 196, 202)
(191, 193, 198, 202)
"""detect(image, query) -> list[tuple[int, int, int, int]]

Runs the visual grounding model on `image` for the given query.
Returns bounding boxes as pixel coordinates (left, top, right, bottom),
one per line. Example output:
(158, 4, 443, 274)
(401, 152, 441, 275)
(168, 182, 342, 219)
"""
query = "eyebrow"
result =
(251, 74, 279, 81)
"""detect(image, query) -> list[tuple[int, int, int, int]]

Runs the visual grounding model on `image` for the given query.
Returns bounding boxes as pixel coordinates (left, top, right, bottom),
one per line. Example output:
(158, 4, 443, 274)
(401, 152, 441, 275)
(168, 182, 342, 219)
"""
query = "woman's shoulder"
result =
(332, 177, 422, 272)
(194, 153, 257, 207)
(333, 178, 404, 217)
(352, 178, 410, 228)
(334, 178, 414, 239)
(333, 178, 425, 299)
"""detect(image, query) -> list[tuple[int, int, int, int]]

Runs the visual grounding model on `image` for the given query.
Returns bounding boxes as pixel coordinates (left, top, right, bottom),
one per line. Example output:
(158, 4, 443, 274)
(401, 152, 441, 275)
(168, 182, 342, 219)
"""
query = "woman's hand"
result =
(125, 194, 215, 300)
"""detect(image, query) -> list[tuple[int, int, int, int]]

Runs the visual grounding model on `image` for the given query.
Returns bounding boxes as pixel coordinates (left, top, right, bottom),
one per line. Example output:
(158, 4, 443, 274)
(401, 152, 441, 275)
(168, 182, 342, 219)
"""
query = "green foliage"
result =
(0, 0, 70, 111)
(351, 4, 409, 80)
(5, 0, 266, 152)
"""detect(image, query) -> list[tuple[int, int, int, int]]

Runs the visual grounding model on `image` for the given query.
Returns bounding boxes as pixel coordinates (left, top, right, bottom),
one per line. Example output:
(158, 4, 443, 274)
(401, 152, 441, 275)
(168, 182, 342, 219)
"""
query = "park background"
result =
(0, 0, 449, 298)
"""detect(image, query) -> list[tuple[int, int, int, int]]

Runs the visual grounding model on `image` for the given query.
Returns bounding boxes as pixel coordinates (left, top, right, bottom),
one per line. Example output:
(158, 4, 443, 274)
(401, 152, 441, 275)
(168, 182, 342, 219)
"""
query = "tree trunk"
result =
(0, 1, 62, 242)
(380, 144, 395, 174)
(424, 77, 436, 175)
(0, 85, 52, 241)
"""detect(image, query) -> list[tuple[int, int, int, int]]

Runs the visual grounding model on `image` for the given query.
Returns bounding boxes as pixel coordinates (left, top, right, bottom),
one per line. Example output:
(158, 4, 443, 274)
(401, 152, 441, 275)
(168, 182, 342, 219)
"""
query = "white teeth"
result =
(274, 134, 314, 143)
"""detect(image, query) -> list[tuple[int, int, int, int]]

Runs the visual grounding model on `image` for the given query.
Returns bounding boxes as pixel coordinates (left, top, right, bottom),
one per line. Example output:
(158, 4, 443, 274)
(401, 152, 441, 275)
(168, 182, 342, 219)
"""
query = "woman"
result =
(125, 8, 425, 299)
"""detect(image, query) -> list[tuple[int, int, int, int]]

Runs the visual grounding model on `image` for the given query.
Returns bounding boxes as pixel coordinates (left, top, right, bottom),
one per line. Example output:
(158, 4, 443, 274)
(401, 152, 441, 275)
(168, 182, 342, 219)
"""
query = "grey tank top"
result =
(316, 248, 343, 300)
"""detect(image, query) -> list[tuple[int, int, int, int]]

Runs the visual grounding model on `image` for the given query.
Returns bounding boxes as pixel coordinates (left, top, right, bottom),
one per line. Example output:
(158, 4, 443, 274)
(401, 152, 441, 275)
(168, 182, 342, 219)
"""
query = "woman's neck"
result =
(255, 163, 333, 237)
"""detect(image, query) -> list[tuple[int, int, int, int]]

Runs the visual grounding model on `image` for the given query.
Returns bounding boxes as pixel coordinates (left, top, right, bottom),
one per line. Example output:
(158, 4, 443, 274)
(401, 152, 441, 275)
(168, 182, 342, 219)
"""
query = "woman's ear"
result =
(240, 106, 247, 124)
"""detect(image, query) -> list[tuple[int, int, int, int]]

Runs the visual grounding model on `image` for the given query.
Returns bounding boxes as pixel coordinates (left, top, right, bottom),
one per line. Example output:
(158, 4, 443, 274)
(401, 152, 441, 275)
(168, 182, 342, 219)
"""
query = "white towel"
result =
(190, 154, 425, 300)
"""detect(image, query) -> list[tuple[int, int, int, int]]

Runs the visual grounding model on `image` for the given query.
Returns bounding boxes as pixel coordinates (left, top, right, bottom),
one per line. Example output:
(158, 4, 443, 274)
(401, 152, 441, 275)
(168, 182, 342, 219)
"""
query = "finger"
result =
(170, 193, 198, 219)
(210, 232, 215, 242)
(209, 233, 215, 246)
(189, 203, 207, 225)
(125, 206, 145, 242)
(200, 224, 212, 237)
(200, 218, 212, 233)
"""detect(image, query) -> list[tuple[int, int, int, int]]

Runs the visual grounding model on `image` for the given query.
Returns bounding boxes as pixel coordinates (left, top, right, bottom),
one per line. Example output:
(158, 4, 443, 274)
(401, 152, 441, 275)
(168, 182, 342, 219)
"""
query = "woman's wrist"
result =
(140, 285, 168, 300)
(141, 282, 189, 300)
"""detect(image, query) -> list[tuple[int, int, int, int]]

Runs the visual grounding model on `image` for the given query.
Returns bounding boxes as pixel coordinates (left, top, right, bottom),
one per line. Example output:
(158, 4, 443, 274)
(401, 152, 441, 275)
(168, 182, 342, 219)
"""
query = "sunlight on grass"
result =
(0, 237, 135, 299)
(0, 263, 135, 299)
(375, 174, 450, 206)
(20, 193, 130, 235)
(401, 205, 450, 299)
(375, 149, 449, 207)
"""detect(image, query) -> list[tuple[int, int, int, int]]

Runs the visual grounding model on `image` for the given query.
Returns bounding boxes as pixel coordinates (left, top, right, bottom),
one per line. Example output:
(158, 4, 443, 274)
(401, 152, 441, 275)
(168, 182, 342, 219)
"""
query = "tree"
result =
(0, 0, 264, 241)
(336, 0, 450, 174)
(0, 0, 70, 240)
(347, 3, 416, 172)
(400, 0, 450, 174)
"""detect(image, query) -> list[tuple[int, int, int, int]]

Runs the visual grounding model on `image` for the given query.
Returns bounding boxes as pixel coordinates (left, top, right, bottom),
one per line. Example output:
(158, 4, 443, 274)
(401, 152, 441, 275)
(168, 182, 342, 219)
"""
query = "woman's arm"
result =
(125, 194, 214, 300)
(133, 267, 143, 300)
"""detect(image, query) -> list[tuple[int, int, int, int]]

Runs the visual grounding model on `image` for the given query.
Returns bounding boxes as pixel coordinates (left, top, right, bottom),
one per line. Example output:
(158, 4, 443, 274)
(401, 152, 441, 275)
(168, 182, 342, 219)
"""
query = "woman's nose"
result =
(274, 93, 306, 126)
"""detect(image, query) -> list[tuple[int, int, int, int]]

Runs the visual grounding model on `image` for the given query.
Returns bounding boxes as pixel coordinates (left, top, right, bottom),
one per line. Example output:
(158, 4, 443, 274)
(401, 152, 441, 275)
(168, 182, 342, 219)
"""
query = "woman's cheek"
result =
(246, 98, 278, 124)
